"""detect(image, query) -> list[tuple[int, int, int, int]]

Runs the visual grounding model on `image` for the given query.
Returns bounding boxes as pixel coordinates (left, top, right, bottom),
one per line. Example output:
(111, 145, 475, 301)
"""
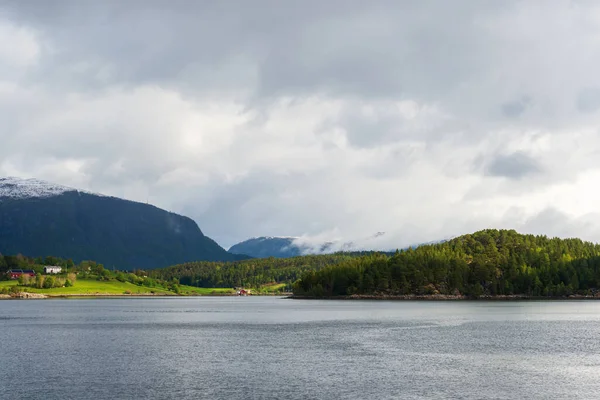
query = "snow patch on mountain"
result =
(249, 236, 299, 241)
(0, 177, 97, 200)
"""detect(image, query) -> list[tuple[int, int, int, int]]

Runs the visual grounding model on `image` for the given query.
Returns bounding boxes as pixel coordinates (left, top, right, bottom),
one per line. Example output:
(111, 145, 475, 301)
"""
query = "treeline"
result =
(18, 273, 78, 289)
(149, 254, 361, 289)
(293, 229, 600, 298)
(0, 254, 77, 275)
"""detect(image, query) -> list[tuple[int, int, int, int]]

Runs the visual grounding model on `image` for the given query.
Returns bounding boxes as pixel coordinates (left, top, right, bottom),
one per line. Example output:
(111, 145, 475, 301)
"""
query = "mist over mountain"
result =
(0, 177, 244, 270)
(228, 237, 303, 258)
(228, 232, 420, 258)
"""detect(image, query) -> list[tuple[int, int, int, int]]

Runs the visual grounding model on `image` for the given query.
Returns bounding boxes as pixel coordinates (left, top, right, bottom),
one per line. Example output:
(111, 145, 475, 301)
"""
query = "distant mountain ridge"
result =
(228, 232, 415, 258)
(229, 237, 303, 258)
(0, 177, 245, 270)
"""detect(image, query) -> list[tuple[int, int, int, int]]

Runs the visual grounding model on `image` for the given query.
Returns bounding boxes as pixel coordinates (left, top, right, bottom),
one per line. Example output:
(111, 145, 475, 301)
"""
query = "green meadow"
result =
(0, 279, 235, 297)
(256, 283, 288, 294)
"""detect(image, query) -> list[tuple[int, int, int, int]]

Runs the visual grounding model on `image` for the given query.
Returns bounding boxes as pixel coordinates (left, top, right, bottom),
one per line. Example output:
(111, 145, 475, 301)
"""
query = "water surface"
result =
(1, 298, 599, 399)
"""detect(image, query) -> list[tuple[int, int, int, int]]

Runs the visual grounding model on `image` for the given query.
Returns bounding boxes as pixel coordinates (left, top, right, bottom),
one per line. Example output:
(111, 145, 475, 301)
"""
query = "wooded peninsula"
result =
(292, 229, 600, 298)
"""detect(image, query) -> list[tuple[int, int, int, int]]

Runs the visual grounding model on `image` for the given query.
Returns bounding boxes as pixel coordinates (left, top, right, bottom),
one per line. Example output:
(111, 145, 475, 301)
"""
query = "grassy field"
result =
(0, 279, 171, 295)
(255, 283, 288, 294)
(0, 279, 235, 296)
(176, 285, 236, 295)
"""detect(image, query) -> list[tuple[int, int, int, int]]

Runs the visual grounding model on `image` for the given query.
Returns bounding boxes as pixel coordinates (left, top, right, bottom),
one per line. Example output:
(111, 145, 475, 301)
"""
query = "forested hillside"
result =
(149, 254, 366, 289)
(293, 229, 600, 298)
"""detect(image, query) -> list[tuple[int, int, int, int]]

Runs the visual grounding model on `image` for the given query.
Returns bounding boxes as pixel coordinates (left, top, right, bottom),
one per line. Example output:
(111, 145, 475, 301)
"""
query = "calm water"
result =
(1, 298, 600, 400)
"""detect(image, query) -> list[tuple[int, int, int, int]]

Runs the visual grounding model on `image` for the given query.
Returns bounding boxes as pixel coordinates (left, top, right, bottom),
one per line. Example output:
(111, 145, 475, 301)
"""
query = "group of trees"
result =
(0, 254, 76, 276)
(293, 229, 600, 298)
(18, 273, 77, 289)
(112, 271, 181, 293)
(149, 254, 360, 289)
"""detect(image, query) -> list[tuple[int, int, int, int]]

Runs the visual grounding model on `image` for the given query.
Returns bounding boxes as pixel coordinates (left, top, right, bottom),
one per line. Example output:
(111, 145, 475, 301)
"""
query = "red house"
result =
(7, 269, 36, 280)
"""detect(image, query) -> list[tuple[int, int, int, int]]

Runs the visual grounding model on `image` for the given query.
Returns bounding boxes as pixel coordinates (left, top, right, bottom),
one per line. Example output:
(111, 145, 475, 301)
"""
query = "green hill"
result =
(292, 229, 600, 298)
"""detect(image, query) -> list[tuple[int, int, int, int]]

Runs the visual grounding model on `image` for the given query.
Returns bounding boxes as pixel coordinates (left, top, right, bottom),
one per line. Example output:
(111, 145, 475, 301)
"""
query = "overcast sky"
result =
(2, 0, 600, 250)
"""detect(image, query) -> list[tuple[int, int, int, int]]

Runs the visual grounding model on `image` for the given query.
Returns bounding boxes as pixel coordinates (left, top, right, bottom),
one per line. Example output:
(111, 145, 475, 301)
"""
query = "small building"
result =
(44, 266, 62, 274)
(7, 269, 36, 280)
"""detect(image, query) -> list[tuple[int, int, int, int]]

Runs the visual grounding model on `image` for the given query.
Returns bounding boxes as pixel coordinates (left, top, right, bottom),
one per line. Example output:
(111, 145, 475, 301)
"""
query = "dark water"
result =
(1, 298, 600, 400)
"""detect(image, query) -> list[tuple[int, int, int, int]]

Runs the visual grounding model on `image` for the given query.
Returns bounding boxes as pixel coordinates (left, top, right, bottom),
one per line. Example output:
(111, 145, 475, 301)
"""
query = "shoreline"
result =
(3, 292, 598, 300)
(289, 293, 600, 301)
(0, 291, 293, 299)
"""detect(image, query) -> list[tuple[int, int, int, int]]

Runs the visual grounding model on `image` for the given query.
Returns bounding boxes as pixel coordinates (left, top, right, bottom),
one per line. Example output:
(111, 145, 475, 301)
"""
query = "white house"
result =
(44, 266, 62, 274)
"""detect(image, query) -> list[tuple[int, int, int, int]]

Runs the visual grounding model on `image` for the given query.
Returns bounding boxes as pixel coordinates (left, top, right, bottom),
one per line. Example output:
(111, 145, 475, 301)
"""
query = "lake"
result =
(1, 298, 599, 399)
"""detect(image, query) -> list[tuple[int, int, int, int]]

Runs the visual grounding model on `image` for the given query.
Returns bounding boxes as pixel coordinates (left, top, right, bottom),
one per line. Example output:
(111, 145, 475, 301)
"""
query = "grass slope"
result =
(176, 286, 236, 295)
(256, 283, 288, 293)
(0, 279, 235, 296)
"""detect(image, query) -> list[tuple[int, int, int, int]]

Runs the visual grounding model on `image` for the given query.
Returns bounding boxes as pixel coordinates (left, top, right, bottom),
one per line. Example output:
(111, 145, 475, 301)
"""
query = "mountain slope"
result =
(229, 237, 303, 258)
(0, 177, 243, 269)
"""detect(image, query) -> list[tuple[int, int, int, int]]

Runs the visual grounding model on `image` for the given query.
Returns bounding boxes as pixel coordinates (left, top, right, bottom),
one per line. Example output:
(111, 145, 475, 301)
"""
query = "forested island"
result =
(4, 229, 600, 299)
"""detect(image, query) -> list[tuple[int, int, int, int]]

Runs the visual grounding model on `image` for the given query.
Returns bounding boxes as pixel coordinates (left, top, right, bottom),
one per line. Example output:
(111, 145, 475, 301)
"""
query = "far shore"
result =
(0, 292, 177, 299)
(289, 293, 600, 301)
(0, 291, 293, 299)
(3, 292, 598, 301)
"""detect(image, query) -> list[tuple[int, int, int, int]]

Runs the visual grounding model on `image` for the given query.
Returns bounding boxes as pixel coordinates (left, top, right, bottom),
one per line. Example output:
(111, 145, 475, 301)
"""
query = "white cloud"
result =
(0, 20, 40, 69)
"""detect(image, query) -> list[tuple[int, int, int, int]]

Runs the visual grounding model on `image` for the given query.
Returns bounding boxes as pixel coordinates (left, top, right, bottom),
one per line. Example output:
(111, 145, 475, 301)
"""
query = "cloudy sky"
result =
(2, 0, 600, 250)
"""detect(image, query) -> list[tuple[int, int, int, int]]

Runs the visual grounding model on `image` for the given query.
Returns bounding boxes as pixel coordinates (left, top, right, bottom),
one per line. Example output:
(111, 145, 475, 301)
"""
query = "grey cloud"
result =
(179, 170, 341, 248)
(519, 208, 600, 242)
(336, 105, 406, 148)
(2, 1, 511, 102)
(501, 96, 531, 118)
(576, 87, 600, 113)
(484, 152, 541, 180)
(5, 0, 599, 133)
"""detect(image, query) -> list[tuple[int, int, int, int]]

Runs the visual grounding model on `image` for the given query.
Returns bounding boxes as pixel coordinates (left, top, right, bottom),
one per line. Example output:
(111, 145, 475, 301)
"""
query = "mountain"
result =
(228, 232, 399, 258)
(229, 237, 304, 258)
(0, 177, 244, 270)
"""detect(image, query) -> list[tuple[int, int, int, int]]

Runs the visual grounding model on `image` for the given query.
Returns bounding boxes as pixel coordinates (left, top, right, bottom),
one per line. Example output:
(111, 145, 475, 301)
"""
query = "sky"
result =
(2, 0, 600, 251)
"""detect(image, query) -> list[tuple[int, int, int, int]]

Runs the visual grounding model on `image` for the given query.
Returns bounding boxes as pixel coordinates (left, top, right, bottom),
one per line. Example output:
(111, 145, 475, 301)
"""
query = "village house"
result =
(235, 287, 251, 296)
(6, 269, 36, 280)
(44, 266, 62, 274)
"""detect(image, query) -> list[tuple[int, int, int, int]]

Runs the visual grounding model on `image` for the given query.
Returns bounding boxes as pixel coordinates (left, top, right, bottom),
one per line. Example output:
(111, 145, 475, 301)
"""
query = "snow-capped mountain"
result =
(0, 176, 245, 269)
(0, 177, 99, 200)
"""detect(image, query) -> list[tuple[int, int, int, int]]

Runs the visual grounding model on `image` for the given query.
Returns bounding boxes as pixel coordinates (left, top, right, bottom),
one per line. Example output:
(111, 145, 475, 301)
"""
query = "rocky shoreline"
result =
(0, 292, 171, 299)
(0, 292, 48, 299)
(0, 291, 289, 299)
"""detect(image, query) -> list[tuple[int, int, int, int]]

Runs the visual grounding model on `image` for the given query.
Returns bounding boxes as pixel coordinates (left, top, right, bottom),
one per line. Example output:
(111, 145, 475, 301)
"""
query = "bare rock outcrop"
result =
(12, 292, 48, 299)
